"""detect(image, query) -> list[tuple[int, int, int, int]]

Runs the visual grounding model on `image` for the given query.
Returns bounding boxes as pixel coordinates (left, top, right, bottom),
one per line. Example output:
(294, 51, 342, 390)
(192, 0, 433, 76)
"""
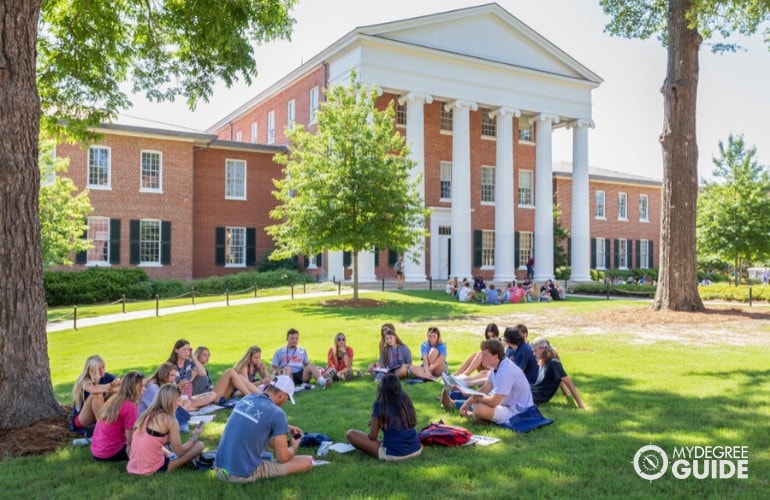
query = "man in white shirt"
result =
(457, 283, 477, 303)
(271, 328, 331, 389)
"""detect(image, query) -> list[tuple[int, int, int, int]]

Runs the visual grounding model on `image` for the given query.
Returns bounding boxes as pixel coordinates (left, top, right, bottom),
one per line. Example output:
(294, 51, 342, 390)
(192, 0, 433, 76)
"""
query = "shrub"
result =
(44, 268, 150, 306)
(555, 266, 571, 280)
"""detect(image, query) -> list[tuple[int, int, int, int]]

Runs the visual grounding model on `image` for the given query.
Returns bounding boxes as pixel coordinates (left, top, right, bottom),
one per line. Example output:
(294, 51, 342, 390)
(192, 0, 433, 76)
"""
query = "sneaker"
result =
(325, 368, 337, 381)
(319, 376, 332, 389)
(441, 388, 454, 411)
(303, 383, 316, 390)
(355, 369, 363, 378)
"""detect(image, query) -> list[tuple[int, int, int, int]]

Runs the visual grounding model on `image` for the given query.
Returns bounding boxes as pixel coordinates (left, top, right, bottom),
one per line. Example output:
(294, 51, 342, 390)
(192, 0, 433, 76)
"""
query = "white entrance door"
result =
(437, 226, 451, 280)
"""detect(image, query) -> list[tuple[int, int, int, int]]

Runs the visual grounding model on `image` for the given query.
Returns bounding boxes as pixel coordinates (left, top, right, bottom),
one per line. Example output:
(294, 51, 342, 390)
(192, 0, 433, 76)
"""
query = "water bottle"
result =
(72, 438, 91, 446)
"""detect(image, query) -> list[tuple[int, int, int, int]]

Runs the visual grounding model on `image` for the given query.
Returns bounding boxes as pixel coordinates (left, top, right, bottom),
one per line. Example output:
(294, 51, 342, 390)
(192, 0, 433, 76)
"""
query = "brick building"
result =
(58, 4, 660, 281)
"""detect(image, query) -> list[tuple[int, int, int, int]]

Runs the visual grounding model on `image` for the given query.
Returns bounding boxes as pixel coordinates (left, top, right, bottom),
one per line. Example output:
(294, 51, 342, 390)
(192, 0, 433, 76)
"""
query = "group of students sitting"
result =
(446, 276, 566, 304)
(69, 322, 584, 478)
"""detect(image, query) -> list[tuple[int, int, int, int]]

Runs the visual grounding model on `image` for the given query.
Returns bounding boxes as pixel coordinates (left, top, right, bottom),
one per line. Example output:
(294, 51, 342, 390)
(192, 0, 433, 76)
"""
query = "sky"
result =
(124, 0, 770, 181)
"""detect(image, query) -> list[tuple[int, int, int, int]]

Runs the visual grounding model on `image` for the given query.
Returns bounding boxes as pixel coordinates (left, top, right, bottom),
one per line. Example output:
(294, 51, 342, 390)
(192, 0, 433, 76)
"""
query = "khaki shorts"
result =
(378, 444, 423, 461)
(215, 461, 288, 483)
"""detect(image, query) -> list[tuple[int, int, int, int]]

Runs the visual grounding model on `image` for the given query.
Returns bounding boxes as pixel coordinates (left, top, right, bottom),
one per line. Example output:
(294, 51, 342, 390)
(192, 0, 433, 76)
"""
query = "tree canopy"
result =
(267, 71, 431, 299)
(600, 0, 770, 311)
(696, 134, 770, 284)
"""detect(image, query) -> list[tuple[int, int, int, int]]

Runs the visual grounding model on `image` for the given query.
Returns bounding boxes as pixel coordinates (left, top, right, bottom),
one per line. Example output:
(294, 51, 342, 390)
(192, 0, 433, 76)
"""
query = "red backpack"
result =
(418, 421, 473, 447)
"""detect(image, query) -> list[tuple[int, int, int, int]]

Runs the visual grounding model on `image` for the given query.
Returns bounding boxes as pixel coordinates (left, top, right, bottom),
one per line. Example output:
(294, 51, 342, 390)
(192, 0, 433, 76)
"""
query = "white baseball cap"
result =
(271, 375, 296, 404)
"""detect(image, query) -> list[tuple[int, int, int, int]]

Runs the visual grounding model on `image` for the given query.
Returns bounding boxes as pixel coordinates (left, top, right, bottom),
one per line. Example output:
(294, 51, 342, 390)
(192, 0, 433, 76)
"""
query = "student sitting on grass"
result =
(71, 355, 121, 433)
(167, 339, 206, 398)
(91, 371, 144, 462)
(272, 328, 331, 389)
(408, 326, 447, 380)
(371, 327, 412, 381)
(326, 333, 360, 381)
(194, 346, 269, 404)
(346, 373, 422, 461)
(453, 323, 499, 386)
(367, 323, 395, 375)
(530, 337, 585, 409)
(503, 326, 539, 385)
(191, 346, 213, 396)
(441, 339, 534, 425)
(127, 384, 205, 475)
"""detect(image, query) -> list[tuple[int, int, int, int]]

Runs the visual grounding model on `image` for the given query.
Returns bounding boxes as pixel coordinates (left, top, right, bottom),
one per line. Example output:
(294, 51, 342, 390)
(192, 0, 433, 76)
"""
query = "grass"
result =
(5, 292, 769, 498)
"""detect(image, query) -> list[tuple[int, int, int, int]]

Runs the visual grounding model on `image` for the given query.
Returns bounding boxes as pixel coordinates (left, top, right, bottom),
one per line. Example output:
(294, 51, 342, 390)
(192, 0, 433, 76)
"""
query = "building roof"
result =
(552, 160, 662, 187)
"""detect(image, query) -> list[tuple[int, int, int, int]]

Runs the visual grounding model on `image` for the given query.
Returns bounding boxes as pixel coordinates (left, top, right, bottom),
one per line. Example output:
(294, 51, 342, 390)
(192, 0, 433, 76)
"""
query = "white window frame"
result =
(518, 170, 534, 207)
(395, 100, 406, 127)
(87, 216, 110, 266)
(480, 108, 496, 138)
(87, 146, 111, 190)
(618, 238, 628, 269)
(225, 226, 247, 267)
(309, 86, 319, 124)
(267, 111, 275, 144)
(139, 219, 161, 266)
(481, 165, 495, 204)
(640, 239, 650, 269)
(595, 190, 606, 219)
(518, 231, 533, 269)
(235, 130, 242, 142)
(287, 99, 296, 130)
(139, 150, 163, 193)
(225, 159, 247, 200)
(481, 230, 495, 268)
(440, 103, 453, 134)
(440, 161, 452, 201)
(251, 121, 258, 143)
(618, 192, 628, 220)
(596, 237, 606, 270)
(639, 194, 649, 222)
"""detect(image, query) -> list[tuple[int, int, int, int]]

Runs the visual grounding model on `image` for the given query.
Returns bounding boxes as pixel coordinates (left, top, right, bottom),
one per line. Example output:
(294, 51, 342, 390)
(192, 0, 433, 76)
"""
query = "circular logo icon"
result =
(633, 444, 668, 481)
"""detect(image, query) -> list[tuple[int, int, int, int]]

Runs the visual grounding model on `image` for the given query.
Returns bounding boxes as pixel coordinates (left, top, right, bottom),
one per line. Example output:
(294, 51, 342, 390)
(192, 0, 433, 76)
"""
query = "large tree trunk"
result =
(653, 0, 705, 312)
(0, 0, 63, 428)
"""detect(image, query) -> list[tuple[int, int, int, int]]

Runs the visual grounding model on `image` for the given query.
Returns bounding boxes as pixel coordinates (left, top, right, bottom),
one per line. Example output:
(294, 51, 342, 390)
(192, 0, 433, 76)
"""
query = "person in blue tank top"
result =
(346, 373, 422, 461)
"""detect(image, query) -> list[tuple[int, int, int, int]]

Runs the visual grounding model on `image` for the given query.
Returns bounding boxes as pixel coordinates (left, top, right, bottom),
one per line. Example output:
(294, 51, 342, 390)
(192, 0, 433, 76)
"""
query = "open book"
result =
(441, 373, 486, 396)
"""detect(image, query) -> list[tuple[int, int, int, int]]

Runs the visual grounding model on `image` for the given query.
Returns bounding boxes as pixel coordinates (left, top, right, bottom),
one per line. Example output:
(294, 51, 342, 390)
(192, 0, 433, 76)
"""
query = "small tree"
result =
(267, 70, 431, 300)
(696, 134, 770, 285)
(39, 137, 93, 267)
(553, 204, 570, 269)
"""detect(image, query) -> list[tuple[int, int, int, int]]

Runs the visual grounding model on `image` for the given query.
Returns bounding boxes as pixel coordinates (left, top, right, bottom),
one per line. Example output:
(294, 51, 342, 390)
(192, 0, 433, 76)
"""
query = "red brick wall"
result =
(57, 134, 194, 280)
(192, 147, 283, 278)
(213, 66, 326, 145)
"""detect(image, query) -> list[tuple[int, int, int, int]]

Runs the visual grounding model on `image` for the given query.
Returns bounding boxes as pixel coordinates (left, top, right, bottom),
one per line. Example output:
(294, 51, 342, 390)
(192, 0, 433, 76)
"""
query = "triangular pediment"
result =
(357, 3, 600, 83)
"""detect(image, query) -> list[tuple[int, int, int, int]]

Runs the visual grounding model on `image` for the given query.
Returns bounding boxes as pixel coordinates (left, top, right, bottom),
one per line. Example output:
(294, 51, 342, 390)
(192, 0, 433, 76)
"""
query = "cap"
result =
(271, 375, 296, 404)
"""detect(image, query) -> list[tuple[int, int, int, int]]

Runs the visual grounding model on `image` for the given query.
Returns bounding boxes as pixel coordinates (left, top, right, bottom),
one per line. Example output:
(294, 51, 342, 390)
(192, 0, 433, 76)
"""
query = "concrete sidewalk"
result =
(47, 288, 369, 332)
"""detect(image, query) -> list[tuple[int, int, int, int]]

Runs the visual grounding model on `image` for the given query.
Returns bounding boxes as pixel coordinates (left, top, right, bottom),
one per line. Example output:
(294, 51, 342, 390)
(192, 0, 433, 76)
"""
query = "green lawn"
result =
(5, 292, 768, 498)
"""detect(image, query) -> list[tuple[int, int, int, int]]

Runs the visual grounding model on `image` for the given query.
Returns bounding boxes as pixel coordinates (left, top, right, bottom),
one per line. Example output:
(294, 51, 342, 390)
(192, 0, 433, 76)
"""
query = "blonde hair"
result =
(234, 346, 262, 373)
(135, 383, 180, 434)
(71, 355, 104, 409)
(531, 336, 560, 364)
(99, 371, 144, 424)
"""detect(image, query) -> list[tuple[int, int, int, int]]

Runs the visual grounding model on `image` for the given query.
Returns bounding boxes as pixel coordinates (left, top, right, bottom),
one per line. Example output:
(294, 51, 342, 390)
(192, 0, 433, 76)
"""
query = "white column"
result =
(327, 250, 344, 283)
(491, 107, 520, 283)
(569, 119, 594, 282)
(399, 92, 432, 282)
(447, 99, 477, 280)
(355, 250, 377, 283)
(532, 113, 559, 282)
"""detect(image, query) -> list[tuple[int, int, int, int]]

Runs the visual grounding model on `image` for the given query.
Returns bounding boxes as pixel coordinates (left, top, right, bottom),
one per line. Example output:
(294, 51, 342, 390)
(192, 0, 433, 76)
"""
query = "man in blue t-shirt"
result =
(214, 375, 313, 483)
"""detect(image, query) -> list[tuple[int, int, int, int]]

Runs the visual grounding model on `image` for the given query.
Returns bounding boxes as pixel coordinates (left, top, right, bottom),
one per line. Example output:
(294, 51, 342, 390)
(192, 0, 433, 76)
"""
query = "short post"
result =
(73, 305, 78, 331)
(382, 278, 385, 292)
(429, 276, 433, 291)
(338, 281, 342, 295)
(303, 282, 306, 294)
(155, 295, 160, 317)
(226, 289, 230, 306)
(254, 283, 257, 298)
(291, 285, 295, 300)
(192, 287, 196, 306)
(749, 287, 753, 307)
(606, 282, 610, 300)
(122, 294, 126, 314)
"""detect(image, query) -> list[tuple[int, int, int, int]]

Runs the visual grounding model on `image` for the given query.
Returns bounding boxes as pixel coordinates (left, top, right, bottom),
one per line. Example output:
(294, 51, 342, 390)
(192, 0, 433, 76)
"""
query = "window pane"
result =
(87, 217, 110, 263)
(440, 161, 452, 199)
(596, 237, 605, 269)
(518, 170, 533, 206)
(619, 238, 627, 268)
(481, 108, 496, 137)
(618, 193, 627, 219)
(440, 103, 453, 132)
(482, 230, 495, 267)
(140, 220, 160, 264)
(595, 191, 605, 218)
(141, 151, 161, 190)
(481, 166, 495, 202)
(88, 147, 110, 187)
(396, 101, 406, 126)
(519, 232, 533, 266)
(226, 159, 246, 199)
(640, 195, 649, 221)
(225, 227, 246, 265)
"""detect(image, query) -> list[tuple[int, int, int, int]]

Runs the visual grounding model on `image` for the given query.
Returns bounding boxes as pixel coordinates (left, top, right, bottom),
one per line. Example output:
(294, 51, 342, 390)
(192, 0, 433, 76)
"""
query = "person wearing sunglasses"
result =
(326, 333, 361, 381)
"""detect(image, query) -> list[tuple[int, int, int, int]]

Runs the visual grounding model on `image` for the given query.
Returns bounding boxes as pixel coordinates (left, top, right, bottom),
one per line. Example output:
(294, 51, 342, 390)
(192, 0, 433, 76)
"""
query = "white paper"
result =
(189, 415, 216, 425)
(328, 442, 356, 454)
(312, 459, 331, 467)
(441, 373, 486, 396)
(189, 404, 223, 415)
(469, 435, 500, 446)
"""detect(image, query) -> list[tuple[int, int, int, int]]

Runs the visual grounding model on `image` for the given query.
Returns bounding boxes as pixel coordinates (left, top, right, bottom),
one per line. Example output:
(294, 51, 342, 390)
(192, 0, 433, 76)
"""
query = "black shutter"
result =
(215, 227, 225, 266)
(374, 247, 379, 268)
(388, 249, 398, 266)
(591, 238, 596, 269)
(315, 253, 322, 267)
(161, 221, 171, 265)
(246, 228, 256, 266)
(303, 255, 309, 267)
(635, 240, 641, 269)
(613, 239, 619, 269)
(514, 232, 520, 268)
(109, 219, 121, 264)
(473, 230, 482, 267)
(75, 221, 88, 264)
(649, 241, 654, 268)
(130, 220, 140, 264)
(567, 237, 571, 266)
(343, 250, 351, 267)
(604, 239, 610, 269)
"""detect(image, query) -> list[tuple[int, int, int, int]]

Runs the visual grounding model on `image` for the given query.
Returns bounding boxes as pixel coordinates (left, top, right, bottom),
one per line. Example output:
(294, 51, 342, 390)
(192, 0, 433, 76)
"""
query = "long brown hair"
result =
(166, 339, 190, 365)
(234, 346, 262, 373)
(99, 371, 144, 424)
(148, 362, 177, 386)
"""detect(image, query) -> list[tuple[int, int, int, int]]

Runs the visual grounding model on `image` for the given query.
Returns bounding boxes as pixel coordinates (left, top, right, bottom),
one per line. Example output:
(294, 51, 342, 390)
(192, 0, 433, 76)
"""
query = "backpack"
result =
(418, 420, 473, 447)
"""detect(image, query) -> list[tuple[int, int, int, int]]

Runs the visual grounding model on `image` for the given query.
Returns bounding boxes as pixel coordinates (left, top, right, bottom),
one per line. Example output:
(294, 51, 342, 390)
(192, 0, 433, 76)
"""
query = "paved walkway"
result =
(46, 288, 370, 332)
